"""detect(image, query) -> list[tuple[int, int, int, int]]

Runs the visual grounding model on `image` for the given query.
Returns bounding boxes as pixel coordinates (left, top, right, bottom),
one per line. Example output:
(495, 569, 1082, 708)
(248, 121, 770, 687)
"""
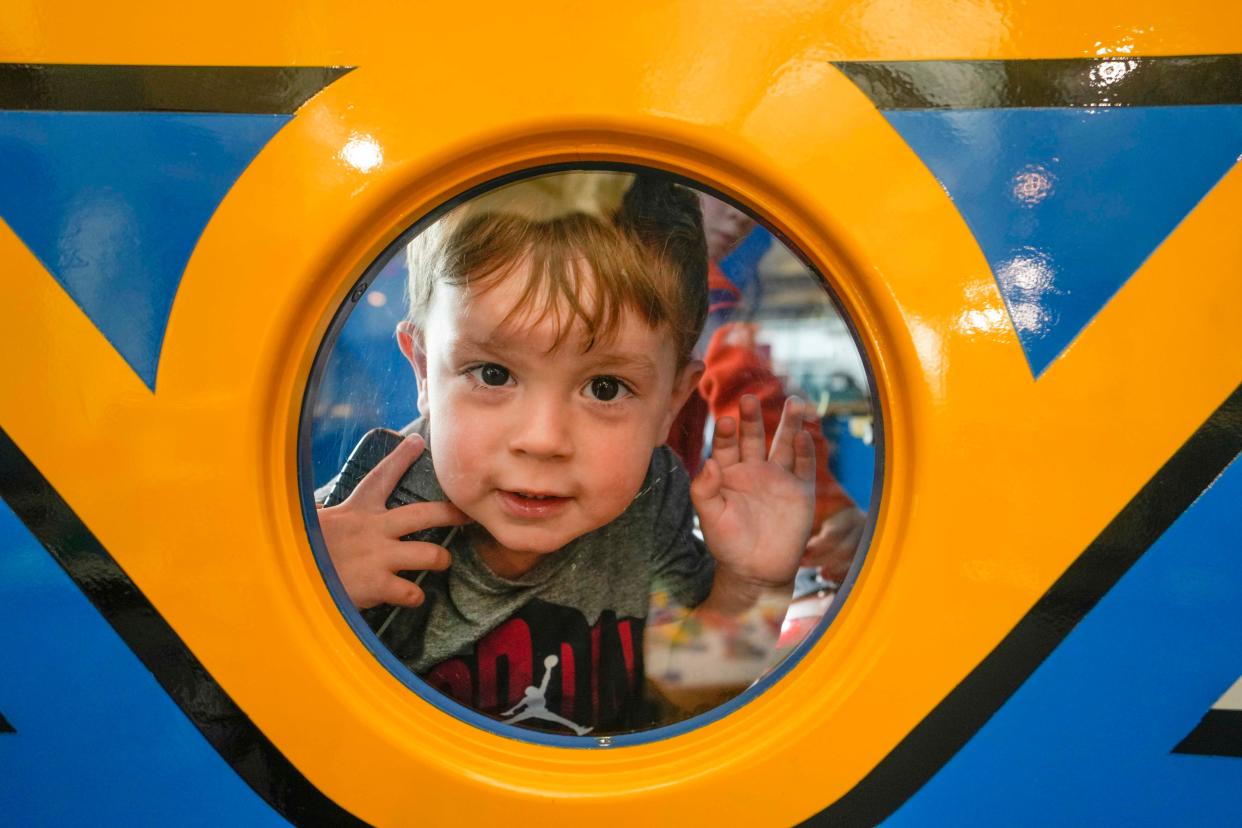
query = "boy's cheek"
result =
(427, 455, 480, 506)
(425, 434, 484, 508)
(589, 447, 656, 511)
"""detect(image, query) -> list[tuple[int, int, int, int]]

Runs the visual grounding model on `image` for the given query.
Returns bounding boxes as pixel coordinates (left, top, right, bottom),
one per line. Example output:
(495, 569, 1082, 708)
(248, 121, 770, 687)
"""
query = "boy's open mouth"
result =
(497, 489, 571, 518)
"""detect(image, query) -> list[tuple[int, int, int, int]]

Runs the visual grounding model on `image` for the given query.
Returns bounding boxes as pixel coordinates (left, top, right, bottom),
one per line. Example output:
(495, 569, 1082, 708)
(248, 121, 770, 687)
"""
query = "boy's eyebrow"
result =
(458, 331, 661, 377)
(452, 324, 535, 355)
(581, 352, 660, 377)
(457, 331, 509, 355)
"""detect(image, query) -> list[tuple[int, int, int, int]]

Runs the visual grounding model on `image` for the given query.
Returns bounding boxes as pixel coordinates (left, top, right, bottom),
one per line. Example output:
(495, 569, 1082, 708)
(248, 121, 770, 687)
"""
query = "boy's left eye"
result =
(467, 363, 514, 387)
(583, 376, 632, 402)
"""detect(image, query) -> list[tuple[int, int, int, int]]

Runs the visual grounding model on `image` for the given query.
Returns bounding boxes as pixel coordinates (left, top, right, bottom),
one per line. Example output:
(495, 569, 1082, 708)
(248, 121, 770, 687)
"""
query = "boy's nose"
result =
(508, 397, 575, 460)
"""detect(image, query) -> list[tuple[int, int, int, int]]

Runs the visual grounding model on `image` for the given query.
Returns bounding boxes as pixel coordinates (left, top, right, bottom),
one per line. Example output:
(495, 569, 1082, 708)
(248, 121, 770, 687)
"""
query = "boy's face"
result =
(398, 262, 702, 572)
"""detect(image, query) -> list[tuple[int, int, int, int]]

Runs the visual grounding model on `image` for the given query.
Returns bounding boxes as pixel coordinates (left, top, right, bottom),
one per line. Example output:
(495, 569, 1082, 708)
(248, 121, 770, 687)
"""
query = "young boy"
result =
(317, 172, 815, 734)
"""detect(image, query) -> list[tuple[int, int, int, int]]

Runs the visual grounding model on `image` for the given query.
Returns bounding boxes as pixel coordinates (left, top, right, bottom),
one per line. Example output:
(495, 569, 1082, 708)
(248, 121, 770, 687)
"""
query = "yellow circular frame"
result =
(278, 129, 902, 820)
(299, 158, 881, 747)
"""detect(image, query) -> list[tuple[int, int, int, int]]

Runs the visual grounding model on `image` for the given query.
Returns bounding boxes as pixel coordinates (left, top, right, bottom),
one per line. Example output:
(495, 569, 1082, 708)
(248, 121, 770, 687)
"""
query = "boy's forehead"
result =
(431, 279, 679, 369)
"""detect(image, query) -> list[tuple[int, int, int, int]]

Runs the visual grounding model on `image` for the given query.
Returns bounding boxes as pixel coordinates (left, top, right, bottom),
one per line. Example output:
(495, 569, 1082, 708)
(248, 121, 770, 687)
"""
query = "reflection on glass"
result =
(307, 170, 875, 737)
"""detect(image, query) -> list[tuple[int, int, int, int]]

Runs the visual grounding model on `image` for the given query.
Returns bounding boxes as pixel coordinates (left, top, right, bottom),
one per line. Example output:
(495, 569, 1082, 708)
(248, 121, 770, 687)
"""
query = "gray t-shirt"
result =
(319, 420, 714, 733)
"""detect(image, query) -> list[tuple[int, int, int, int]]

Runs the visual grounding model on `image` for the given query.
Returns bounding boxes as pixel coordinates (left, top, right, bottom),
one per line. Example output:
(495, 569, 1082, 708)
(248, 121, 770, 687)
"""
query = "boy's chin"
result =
(483, 525, 573, 556)
(470, 515, 600, 559)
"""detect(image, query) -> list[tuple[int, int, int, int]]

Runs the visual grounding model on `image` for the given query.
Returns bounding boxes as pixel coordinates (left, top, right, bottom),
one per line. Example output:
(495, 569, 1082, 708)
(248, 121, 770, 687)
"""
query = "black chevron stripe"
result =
(0, 63, 352, 113)
(834, 54, 1242, 109)
(1175, 708, 1242, 758)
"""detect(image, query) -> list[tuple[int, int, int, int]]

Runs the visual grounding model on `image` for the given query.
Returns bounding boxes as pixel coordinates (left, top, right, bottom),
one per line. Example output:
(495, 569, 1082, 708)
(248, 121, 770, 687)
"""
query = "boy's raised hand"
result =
(316, 434, 471, 610)
(690, 394, 816, 595)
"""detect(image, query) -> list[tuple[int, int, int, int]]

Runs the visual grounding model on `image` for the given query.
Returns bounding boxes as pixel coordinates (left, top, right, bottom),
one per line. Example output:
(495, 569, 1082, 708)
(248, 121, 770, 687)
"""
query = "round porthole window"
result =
(301, 167, 878, 743)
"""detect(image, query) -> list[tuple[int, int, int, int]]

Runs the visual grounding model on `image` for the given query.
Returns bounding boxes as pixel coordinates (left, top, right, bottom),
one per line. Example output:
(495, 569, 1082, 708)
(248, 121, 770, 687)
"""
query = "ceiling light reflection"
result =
(957, 306, 1008, 335)
(341, 134, 383, 173)
(1090, 59, 1138, 88)
(997, 249, 1059, 336)
(1011, 165, 1055, 206)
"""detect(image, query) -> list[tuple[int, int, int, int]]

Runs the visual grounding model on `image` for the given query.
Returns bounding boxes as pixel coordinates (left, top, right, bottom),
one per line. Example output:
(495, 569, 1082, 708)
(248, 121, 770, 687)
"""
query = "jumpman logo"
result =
(501, 654, 592, 736)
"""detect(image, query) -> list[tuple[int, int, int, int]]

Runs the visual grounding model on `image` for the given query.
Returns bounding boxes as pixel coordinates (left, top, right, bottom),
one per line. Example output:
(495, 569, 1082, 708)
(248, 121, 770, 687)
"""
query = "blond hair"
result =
(405, 172, 707, 365)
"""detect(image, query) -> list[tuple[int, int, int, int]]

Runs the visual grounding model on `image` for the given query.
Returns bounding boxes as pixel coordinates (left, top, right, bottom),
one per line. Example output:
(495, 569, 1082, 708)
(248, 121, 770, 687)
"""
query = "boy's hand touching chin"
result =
(690, 394, 816, 613)
(316, 434, 471, 610)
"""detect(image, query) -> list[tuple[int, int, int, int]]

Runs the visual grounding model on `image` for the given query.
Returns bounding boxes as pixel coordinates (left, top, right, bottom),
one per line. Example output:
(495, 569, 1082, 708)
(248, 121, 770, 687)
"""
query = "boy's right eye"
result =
(468, 363, 513, 387)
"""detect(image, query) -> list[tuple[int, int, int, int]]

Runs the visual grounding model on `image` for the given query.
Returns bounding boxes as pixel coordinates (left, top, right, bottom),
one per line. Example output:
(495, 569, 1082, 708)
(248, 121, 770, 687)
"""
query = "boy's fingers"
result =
(803, 510, 865, 581)
(768, 397, 803, 469)
(350, 433, 425, 506)
(711, 415, 740, 468)
(738, 394, 766, 463)
(383, 499, 471, 536)
(375, 575, 426, 609)
(387, 540, 453, 573)
(793, 430, 816, 482)
(690, 458, 724, 518)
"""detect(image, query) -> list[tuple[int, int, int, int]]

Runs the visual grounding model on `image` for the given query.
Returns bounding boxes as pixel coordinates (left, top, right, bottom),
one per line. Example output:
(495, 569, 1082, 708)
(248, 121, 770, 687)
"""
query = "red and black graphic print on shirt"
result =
(423, 599, 646, 735)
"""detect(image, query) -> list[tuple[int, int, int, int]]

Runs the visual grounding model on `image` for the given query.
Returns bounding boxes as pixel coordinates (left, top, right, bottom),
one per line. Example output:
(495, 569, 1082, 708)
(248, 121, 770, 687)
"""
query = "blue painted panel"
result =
(0, 111, 290, 389)
(887, 454, 1242, 825)
(884, 106, 1242, 375)
(0, 501, 286, 826)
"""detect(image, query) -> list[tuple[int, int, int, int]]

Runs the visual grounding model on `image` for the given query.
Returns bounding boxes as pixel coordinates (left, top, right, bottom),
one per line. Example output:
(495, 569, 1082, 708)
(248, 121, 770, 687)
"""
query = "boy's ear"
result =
(396, 321, 430, 412)
(660, 359, 705, 443)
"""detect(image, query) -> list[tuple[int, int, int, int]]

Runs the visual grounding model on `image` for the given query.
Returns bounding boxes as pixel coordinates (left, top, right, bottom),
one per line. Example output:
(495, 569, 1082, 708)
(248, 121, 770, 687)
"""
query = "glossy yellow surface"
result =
(3, 2, 1241, 824)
